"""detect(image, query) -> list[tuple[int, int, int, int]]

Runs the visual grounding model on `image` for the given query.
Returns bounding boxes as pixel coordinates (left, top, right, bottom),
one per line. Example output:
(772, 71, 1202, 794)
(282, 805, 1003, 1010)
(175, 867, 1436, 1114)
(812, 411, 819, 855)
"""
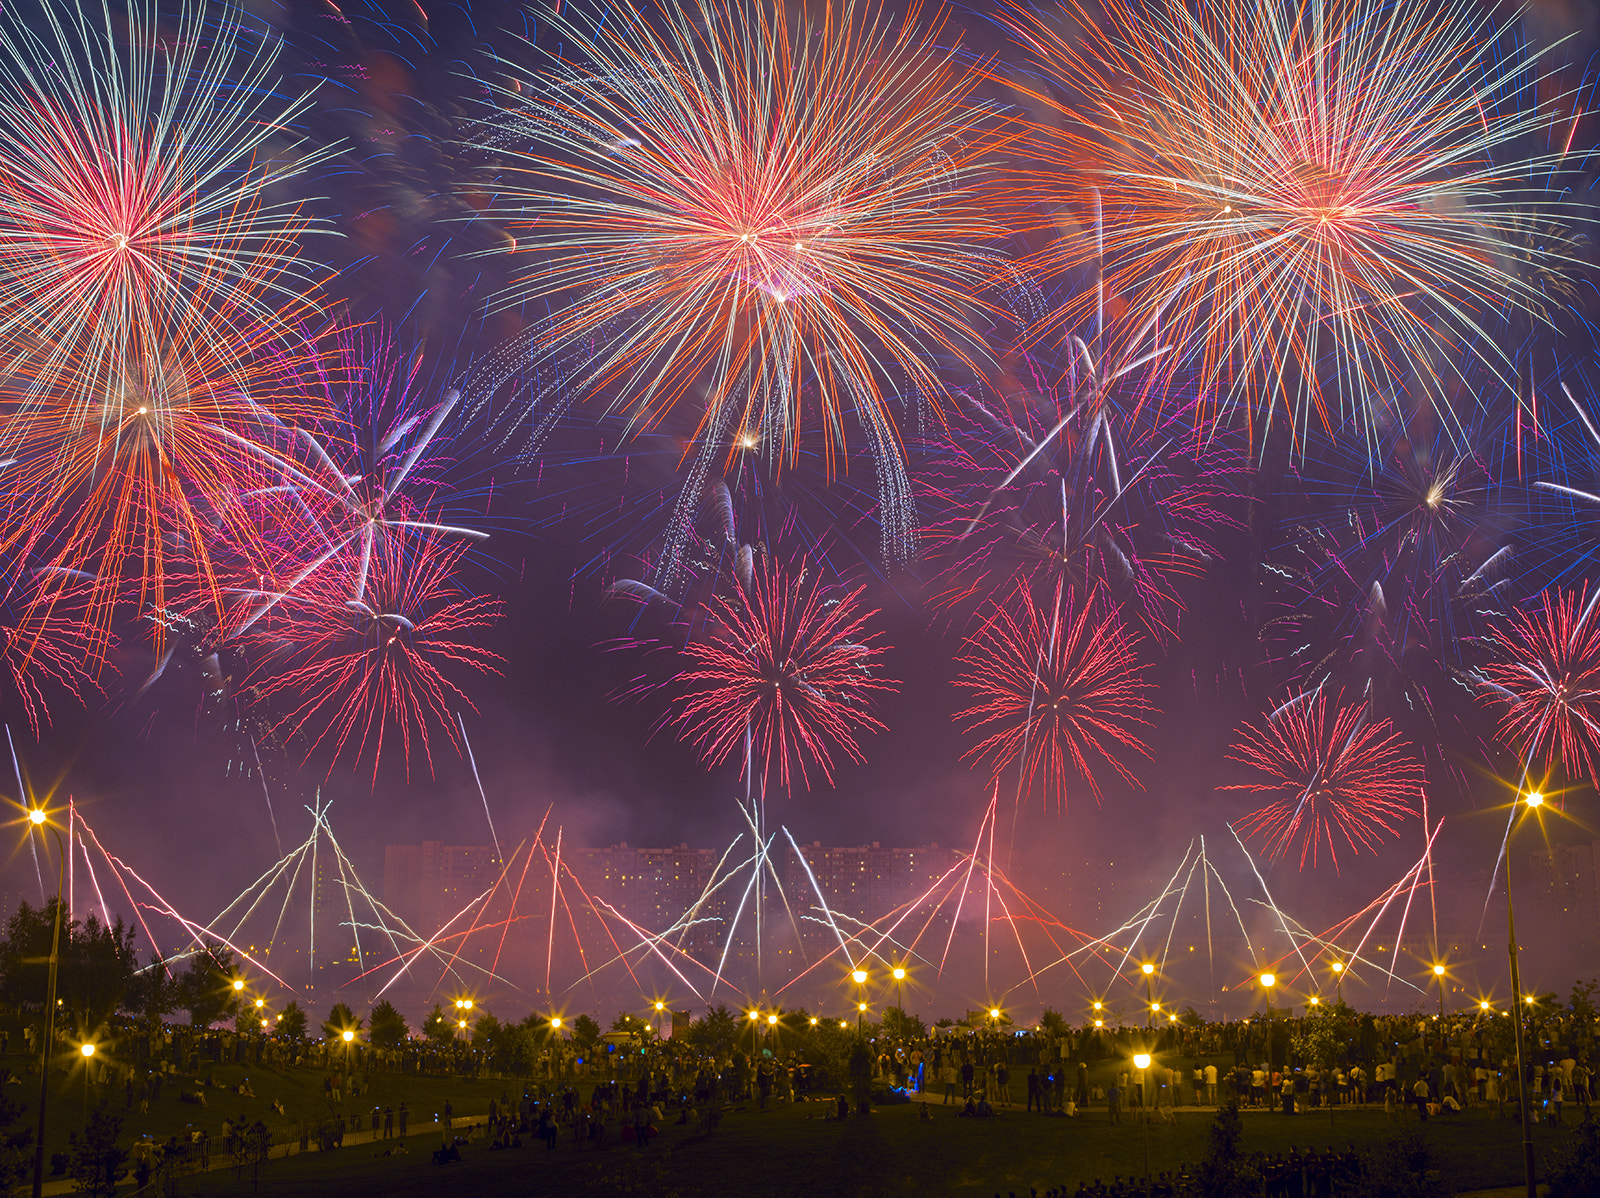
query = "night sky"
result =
(4, 0, 1600, 1020)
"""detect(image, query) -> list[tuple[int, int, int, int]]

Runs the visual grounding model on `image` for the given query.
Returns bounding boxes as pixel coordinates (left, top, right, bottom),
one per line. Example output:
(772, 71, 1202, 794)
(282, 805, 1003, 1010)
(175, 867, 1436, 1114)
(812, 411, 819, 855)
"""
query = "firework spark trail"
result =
(71, 814, 293, 989)
(458, 714, 502, 862)
(999, 0, 1587, 448)
(546, 827, 561, 993)
(7, 727, 44, 900)
(1228, 824, 1316, 981)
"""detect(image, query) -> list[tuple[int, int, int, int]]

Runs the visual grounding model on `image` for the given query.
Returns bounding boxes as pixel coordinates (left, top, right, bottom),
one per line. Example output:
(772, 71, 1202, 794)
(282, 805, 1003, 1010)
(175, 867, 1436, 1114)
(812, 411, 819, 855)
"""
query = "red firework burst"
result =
(953, 577, 1154, 807)
(1478, 586, 1600, 788)
(242, 529, 502, 781)
(1225, 694, 1422, 869)
(663, 555, 896, 794)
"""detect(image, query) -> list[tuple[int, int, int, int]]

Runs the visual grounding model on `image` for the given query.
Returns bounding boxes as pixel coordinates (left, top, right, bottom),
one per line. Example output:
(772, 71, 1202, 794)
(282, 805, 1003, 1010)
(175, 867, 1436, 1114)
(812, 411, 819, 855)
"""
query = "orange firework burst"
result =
(479, 0, 1009, 480)
(0, 1, 327, 414)
(1000, 0, 1584, 444)
(1226, 694, 1422, 870)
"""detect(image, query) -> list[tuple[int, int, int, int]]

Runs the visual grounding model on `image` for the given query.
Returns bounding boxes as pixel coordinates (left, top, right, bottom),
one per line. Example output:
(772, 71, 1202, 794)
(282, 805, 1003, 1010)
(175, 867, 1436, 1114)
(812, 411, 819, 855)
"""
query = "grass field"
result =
(165, 1087, 1583, 1197)
(4, 1043, 1584, 1196)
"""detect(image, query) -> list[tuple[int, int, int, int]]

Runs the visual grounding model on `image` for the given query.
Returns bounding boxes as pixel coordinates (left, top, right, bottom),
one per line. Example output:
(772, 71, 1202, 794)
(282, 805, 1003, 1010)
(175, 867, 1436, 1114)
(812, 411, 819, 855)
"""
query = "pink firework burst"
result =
(243, 529, 502, 781)
(1477, 585, 1600, 788)
(953, 577, 1155, 808)
(663, 555, 897, 794)
(1225, 694, 1422, 870)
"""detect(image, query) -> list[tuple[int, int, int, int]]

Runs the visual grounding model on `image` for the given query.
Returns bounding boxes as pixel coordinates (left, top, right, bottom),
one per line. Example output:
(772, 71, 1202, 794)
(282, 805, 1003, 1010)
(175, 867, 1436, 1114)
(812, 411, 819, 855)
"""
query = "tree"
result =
(610, 1011, 641, 1035)
(0, 900, 138, 1027)
(423, 1004, 455, 1047)
(67, 1105, 128, 1197)
(1547, 1107, 1600, 1198)
(276, 1001, 308, 1044)
(128, 956, 178, 1032)
(1194, 1103, 1261, 1198)
(572, 1014, 601, 1052)
(1351, 1132, 1448, 1198)
(685, 1005, 738, 1058)
(880, 1006, 927, 1041)
(369, 1000, 408, 1049)
(0, 1088, 31, 1191)
(1038, 1008, 1068, 1037)
(320, 1002, 361, 1042)
(176, 943, 241, 1029)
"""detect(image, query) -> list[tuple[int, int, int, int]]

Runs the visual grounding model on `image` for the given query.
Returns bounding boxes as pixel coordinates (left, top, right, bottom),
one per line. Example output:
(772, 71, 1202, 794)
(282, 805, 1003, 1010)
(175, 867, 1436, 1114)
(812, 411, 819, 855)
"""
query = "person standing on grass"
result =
(961, 1057, 975, 1101)
(1107, 1080, 1121, 1125)
(398, 1102, 409, 1138)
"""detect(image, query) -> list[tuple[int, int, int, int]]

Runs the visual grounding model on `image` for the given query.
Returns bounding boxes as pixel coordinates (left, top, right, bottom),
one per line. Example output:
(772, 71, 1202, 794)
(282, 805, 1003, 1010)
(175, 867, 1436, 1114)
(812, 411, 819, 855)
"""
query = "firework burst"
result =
(475, 0, 1009, 558)
(1000, 0, 1586, 445)
(953, 577, 1155, 807)
(658, 554, 896, 794)
(1225, 693, 1422, 869)
(0, 0, 327, 415)
(1476, 585, 1600, 788)
(242, 530, 503, 781)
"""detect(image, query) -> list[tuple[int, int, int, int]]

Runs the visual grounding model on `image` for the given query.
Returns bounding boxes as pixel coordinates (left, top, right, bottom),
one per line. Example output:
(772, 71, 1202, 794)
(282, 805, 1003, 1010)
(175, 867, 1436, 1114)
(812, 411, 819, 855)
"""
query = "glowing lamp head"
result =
(768, 1014, 778, 1026)
(1526, 792, 1544, 808)
(1093, 1001, 1103, 1011)
(27, 809, 45, 826)
(551, 1017, 562, 1029)
(809, 1017, 818, 1026)
(989, 1008, 1001, 1020)
(458, 1021, 466, 1030)
(839, 1021, 848, 1029)
(655, 1002, 665, 1012)
(1261, 973, 1276, 988)
(1331, 962, 1344, 974)
(1094, 1019, 1103, 1028)
(463, 999, 473, 1011)
(749, 1010, 760, 1021)
(1309, 997, 1320, 1006)
(1481, 1001, 1491, 1012)
(1434, 964, 1446, 977)
(233, 980, 244, 992)
(80, 1043, 95, 1058)
(342, 1030, 354, 1043)
(1151, 1002, 1160, 1013)
(1141, 963, 1155, 976)
(255, 998, 264, 1009)
(851, 969, 867, 985)
(261, 1019, 269, 1030)
(892, 967, 906, 981)
(1133, 1053, 1151, 1070)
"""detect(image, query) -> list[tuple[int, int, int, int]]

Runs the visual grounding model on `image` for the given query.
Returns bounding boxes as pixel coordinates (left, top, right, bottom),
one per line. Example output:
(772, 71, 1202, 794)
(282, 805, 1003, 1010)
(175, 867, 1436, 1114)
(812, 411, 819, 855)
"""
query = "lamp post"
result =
(655, 1000, 666, 1040)
(1133, 1051, 1153, 1186)
(749, 1009, 760, 1060)
(892, 966, 906, 1034)
(28, 808, 64, 1198)
(1432, 964, 1447, 1019)
(1331, 961, 1344, 1003)
(1141, 964, 1155, 1028)
(851, 968, 867, 1034)
(1260, 973, 1276, 1067)
(79, 1043, 94, 1128)
(1506, 791, 1542, 1198)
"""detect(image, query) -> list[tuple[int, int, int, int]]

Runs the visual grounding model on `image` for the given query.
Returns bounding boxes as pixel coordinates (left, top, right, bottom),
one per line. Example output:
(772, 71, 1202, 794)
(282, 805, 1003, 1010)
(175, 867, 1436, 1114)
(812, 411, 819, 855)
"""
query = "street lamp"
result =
(27, 807, 64, 1198)
(892, 965, 907, 1030)
(1331, 961, 1345, 1003)
(1133, 1051, 1153, 1186)
(1432, 964, 1447, 1018)
(1505, 789, 1544, 1198)
(79, 1043, 95, 1128)
(655, 1000, 667, 1039)
(1141, 963, 1155, 1028)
